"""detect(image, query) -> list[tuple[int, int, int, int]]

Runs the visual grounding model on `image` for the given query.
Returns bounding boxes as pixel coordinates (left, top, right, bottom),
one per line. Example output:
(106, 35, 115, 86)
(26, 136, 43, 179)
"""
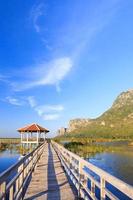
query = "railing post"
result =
(18, 163, 24, 198)
(9, 185, 14, 200)
(0, 182, 6, 200)
(101, 178, 105, 200)
(78, 160, 82, 198)
(35, 149, 38, 169)
(32, 152, 35, 170)
(91, 181, 95, 197)
(69, 153, 72, 169)
(31, 153, 34, 169)
(16, 178, 19, 197)
(29, 156, 32, 172)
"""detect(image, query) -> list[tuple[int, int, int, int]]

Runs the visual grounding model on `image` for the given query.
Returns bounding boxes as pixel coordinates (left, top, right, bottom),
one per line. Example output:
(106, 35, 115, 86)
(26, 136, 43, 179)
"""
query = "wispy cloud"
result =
(12, 57, 73, 91)
(27, 96, 37, 108)
(0, 74, 5, 81)
(30, 3, 46, 33)
(0, 74, 10, 84)
(1, 1, 121, 106)
(28, 96, 64, 121)
(1, 1, 120, 94)
(35, 105, 64, 116)
(54, 1, 121, 60)
(42, 114, 60, 120)
(5, 95, 64, 121)
(6, 96, 25, 106)
(4, 94, 63, 121)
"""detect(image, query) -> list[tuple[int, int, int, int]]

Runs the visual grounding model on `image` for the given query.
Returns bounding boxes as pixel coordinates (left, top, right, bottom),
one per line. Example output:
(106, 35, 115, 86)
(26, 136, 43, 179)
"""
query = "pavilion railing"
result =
(0, 142, 45, 200)
(52, 141, 133, 200)
(21, 138, 45, 142)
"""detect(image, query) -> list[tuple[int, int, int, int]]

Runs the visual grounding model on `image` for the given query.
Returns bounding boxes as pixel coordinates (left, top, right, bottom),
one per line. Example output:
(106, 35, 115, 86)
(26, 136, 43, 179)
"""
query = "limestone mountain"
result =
(68, 118, 93, 132)
(67, 90, 133, 138)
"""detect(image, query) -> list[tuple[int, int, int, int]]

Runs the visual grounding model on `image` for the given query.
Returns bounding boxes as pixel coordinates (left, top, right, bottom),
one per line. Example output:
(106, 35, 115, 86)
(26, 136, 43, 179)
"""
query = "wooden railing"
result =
(0, 142, 45, 200)
(52, 141, 133, 200)
(21, 138, 45, 143)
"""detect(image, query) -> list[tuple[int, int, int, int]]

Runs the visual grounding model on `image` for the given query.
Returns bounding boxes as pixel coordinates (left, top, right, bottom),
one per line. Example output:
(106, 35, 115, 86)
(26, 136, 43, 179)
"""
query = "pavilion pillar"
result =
(31, 132, 32, 141)
(37, 132, 39, 145)
(26, 132, 29, 143)
(43, 132, 46, 140)
(39, 131, 40, 143)
(21, 133, 23, 143)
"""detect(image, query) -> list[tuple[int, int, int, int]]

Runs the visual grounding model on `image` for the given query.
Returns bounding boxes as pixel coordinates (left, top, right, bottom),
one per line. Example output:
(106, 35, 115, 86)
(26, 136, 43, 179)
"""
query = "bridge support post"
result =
(78, 160, 83, 198)
(9, 186, 14, 200)
(0, 182, 6, 200)
(91, 181, 95, 197)
(101, 178, 105, 200)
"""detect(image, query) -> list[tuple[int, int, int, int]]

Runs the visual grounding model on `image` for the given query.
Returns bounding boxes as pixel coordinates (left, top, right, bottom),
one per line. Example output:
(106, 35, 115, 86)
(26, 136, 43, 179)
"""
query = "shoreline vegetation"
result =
(63, 142, 128, 158)
(0, 138, 19, 151)
(0, 138, 33, 154)
(0, 138, 20, 151)
(54, 136, 133, 158)
(0, 138, 20, 143)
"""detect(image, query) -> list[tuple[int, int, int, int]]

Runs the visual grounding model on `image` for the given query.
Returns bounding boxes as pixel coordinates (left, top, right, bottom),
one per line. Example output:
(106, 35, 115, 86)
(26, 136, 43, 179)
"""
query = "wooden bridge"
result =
(0, 141, 133, 200)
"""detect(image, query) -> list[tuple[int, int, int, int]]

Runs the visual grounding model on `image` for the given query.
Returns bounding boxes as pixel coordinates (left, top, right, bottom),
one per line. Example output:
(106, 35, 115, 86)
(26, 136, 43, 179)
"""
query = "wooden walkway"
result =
(24, 143, 78, 200)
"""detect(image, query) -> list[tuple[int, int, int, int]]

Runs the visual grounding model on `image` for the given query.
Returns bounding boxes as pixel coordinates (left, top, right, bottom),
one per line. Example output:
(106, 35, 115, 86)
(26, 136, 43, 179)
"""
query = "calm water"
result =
(88, 144, 133, 186)
(0, 144, 37, 174)
(0, 149, 20, 174)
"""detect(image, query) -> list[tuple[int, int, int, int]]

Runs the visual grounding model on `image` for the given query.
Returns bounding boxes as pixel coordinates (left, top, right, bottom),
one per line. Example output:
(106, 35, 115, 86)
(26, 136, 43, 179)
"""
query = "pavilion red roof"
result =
(18, 123, 49, 133)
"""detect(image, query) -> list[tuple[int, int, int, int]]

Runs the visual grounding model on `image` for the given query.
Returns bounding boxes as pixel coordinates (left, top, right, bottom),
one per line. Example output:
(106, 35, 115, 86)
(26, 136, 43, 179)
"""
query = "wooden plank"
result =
(24, 143, 77, 200)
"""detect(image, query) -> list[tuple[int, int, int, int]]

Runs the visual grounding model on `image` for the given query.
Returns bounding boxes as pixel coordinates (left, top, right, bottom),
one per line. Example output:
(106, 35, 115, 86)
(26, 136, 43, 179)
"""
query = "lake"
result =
(0, 149, 20, 174)
(88, 143, 133, 186)
(0, 144, 38, 174)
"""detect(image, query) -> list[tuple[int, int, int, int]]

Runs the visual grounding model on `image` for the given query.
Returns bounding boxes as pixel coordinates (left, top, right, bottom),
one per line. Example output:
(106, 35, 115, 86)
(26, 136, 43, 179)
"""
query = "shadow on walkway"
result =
(24, 143, 61, 200)
(47, 143, 61, 200)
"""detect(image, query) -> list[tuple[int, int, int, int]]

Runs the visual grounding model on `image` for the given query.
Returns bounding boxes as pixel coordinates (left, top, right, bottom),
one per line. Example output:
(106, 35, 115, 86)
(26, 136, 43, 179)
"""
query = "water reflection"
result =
(88, 150, 133, 186)
(0, 143, 36, 174)
(19, 143, 37, 155)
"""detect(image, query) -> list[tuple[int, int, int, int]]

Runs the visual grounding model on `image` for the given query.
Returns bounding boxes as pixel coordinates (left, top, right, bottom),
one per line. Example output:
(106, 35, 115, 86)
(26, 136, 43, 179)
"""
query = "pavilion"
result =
(18, 123, 49, 145)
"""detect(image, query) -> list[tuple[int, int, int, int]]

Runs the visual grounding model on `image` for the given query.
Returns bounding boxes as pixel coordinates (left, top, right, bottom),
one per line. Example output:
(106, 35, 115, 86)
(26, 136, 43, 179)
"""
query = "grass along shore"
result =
(0, 138, 37, 155)
(54, 136, 133, 158)
(63, 142, 127, 158)
(0, 138, 20, 151)
(0, 138, 20, 144)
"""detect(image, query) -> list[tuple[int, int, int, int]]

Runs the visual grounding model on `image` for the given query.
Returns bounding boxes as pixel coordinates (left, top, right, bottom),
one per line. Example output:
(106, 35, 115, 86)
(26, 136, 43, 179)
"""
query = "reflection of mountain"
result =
(67, 90, 133, 138)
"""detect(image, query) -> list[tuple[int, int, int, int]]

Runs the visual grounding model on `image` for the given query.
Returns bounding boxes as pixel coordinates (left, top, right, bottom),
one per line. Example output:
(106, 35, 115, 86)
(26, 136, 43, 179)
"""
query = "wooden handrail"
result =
(0, 142, 45, 200)
(52, 141, 133, 200)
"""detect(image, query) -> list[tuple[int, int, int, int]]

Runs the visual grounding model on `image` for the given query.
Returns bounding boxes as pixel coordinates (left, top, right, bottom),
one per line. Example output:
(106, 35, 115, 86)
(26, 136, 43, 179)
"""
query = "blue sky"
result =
(0, 0, 133, 137)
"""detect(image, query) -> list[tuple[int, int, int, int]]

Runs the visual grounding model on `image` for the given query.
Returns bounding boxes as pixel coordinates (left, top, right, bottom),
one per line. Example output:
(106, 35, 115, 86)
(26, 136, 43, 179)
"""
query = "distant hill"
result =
(66, 90, 133, 139)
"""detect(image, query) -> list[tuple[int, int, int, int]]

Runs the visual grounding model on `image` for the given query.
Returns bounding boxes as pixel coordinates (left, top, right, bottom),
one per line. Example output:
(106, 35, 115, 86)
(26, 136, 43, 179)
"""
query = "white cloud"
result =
(28, 96, 37, 108)
(35, 104, 64, 116)
(42, 114, 60, 120)
(6, 96, 24, 106)
(30, 3, 46, 33)
(36, 57, 72, 86)
(27, 96, 64, 121)
(5, 2, 119, 94)
(0, 74, 10, 84)
(12, 57, 73, 91)
(5, 95, 63, 120)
